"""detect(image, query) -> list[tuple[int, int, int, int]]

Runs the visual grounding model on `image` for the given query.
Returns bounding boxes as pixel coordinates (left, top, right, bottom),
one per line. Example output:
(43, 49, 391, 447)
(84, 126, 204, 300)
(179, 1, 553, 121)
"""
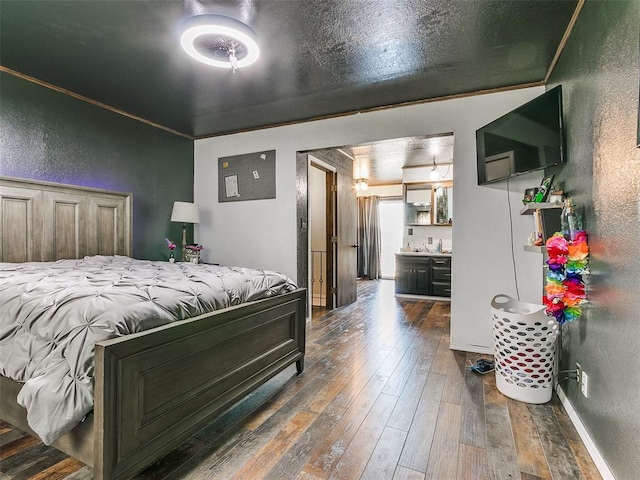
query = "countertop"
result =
(395, 251, 452, 257)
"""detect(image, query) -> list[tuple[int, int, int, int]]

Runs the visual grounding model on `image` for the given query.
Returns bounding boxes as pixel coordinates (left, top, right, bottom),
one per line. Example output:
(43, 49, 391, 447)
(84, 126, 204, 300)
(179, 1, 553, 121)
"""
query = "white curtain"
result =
(357, 196, 381, 279)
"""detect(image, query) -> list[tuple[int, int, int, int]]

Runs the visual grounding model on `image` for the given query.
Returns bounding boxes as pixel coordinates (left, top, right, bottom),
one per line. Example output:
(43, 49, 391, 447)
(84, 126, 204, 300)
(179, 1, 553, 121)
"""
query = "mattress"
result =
(0, 255, 297, 445)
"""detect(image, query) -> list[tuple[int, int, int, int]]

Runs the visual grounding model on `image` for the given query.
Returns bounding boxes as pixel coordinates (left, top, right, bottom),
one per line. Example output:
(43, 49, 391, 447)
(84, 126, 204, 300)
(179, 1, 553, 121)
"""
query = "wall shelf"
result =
(520, 202, 563, 215)
(521, 202, 562, 253)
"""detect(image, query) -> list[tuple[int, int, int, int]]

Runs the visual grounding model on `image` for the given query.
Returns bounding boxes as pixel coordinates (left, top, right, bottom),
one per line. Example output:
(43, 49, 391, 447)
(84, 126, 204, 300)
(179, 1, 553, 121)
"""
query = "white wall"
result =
(309, 166, 326, 252)
(194, 86, 545, 353)
(356, 184, 403, 198)
(407, 226, 453, 252)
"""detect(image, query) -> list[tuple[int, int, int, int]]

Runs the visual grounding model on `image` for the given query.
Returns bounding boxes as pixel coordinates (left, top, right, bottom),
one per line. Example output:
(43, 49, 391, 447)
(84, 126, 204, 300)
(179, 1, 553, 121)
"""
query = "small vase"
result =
(561, 198, 583, 241)
(169, 251, 175, 263)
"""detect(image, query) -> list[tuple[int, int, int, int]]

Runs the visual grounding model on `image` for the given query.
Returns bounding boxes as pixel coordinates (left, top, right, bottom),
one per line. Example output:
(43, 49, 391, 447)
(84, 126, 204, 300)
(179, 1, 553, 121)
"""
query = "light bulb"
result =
(428, 156, 440, 181)
(229, 48, 239, 72)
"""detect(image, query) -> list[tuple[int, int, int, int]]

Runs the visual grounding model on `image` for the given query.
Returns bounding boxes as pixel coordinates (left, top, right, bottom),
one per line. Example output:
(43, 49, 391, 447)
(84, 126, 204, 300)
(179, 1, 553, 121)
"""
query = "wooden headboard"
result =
(0, 176, 132, 262)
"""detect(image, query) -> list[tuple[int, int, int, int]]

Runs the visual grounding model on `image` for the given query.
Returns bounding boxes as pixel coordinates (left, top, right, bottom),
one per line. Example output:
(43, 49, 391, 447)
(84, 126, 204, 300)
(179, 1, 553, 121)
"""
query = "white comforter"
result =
(0, 255, 297, 444)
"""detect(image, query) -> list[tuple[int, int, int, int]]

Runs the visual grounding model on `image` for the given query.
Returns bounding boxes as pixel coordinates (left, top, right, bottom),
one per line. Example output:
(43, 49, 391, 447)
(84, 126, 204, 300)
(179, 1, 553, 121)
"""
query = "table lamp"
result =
(170, 201, 200, 260)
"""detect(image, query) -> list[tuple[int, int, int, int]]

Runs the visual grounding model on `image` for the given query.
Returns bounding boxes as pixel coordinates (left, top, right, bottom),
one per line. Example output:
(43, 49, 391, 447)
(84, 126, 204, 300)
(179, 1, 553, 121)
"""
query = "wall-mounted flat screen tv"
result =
(476, 85, 564, 185)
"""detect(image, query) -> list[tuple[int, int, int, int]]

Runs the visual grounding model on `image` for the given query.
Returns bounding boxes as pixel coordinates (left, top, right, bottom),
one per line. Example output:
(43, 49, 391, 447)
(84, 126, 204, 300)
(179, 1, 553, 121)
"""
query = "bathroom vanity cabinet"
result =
(394, 253, 452, 298)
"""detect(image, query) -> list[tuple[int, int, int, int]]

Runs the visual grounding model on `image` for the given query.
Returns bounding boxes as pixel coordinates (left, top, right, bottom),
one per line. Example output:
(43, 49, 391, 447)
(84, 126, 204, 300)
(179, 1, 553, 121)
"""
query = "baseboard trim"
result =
(394, 293, 451, 302)
(448, 342, 493, 355)
(556, 385, 616, 480)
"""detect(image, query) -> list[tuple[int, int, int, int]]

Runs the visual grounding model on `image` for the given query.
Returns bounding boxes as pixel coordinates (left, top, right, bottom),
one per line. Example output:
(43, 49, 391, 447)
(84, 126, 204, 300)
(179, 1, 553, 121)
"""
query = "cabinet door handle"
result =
(433, 260, 447, 264)
(445, 273, 452, 277)
(445, 288, 451, 292)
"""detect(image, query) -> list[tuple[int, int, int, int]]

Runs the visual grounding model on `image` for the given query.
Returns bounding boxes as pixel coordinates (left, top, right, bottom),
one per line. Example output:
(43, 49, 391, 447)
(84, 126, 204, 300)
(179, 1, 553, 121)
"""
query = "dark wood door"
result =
(395, 257, 431, 295)
(394, 257, 413, 294)
(414, 265, 431, 295)
(335, 172, 357, 307)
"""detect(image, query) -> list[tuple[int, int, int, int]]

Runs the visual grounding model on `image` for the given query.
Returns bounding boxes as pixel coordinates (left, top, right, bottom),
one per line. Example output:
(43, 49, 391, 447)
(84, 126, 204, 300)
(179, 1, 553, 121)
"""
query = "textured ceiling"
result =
(0, 0, 578, 139)
(312, 134, 455, 185)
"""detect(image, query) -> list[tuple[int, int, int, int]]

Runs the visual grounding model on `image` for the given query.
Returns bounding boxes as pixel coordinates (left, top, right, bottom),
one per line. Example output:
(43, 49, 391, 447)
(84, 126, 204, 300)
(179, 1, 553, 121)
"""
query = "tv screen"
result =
(476, 86, 564, 185)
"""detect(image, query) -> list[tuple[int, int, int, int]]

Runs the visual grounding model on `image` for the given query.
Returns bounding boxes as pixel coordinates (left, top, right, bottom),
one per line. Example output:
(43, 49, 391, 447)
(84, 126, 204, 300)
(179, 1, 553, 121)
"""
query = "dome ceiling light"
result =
(180, 14, 260, 72)
(355, 178, 368, 191)
(429, 157, 441, 181)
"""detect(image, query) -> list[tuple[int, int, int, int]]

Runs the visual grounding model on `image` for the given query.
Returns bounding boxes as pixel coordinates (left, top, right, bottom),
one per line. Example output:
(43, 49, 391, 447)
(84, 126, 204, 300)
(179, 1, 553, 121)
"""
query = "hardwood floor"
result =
(0, 280, 602, 480)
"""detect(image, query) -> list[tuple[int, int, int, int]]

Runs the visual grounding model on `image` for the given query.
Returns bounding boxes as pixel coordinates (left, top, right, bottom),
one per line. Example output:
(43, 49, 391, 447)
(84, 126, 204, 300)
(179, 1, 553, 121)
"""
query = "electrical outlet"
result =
(581, 370, 589, 397)
(576, 363, 582, 384)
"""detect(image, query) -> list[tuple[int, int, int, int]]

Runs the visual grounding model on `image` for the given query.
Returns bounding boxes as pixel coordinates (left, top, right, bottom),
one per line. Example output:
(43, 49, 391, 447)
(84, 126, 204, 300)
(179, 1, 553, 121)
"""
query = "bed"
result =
(0, 176, 306, 480)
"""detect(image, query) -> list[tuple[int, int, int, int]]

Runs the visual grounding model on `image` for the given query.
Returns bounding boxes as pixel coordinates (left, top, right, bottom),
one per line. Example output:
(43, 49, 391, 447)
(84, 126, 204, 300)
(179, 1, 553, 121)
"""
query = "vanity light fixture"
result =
(180, 14, 260, 71)
(355, 178, 368, 191)
(428, 157, 441, 181)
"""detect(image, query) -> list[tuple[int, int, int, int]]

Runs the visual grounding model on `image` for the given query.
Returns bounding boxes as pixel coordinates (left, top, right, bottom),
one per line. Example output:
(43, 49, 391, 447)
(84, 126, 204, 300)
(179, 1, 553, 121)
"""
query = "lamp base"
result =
(181, 224, 187, 261)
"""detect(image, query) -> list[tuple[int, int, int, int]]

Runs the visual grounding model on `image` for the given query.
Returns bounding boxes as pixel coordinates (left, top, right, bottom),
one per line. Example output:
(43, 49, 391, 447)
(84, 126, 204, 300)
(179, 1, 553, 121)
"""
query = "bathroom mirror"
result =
(404, 184, 432, 225)
(434, 184, 453, 225)
(404, 182, 453, 226)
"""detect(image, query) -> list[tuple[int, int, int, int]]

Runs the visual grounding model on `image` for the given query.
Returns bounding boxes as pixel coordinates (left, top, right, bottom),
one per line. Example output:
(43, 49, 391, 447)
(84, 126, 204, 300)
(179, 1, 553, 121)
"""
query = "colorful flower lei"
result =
(543, 231, 589, 324)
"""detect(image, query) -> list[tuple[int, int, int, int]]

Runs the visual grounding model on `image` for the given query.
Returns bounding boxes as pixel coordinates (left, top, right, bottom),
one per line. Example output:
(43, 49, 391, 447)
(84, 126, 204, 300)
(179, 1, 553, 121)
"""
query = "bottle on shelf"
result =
(561, 198, 583, 241)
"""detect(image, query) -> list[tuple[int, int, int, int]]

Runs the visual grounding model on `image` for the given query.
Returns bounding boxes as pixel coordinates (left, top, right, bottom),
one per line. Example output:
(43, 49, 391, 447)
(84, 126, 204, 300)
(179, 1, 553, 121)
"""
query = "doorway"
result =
(297, 150, 358, 314)
(379, 198, 403, 278)
(309, 163, 332, 308)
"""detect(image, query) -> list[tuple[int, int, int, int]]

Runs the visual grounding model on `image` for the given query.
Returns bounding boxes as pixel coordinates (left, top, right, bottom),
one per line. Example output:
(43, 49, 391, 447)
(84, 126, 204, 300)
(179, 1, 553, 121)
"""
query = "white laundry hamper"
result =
(491, 294, 558, 404)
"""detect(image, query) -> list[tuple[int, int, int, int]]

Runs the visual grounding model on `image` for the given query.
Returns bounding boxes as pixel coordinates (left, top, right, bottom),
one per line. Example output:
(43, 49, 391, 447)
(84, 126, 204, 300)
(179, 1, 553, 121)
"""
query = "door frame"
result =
(296, 150, 354, 318)
(377, 196, 404, 280)
(309, 160, 336, 310)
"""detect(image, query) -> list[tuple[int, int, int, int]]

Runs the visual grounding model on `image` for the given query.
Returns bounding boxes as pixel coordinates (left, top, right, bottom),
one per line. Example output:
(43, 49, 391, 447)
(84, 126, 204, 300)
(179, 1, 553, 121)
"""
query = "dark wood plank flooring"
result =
(0, 280, 602, 479)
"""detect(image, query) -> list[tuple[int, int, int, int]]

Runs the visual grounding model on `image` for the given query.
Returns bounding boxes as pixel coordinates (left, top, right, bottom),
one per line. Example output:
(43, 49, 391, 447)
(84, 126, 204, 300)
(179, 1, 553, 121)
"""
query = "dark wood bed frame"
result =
(0, 177, 306, 480)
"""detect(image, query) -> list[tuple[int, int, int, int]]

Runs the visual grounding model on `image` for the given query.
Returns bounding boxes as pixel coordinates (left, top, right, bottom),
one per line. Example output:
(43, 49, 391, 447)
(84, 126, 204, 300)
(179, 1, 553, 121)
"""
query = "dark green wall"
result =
(0, 72, 194, 260)
(547, 1, 640, 478)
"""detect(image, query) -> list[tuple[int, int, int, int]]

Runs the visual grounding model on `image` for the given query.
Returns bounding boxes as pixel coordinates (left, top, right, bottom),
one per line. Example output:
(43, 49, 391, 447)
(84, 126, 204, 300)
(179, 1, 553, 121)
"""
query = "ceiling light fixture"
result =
(429, 157, 441, 181)
(355, 178, 368, 191)
(180, 14, 260, 71)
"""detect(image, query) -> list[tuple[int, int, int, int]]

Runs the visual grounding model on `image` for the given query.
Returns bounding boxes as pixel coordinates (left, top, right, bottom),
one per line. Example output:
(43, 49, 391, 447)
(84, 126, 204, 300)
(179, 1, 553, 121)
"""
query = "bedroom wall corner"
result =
(0, 72, 194, 260)
(545, 1, 640, 478)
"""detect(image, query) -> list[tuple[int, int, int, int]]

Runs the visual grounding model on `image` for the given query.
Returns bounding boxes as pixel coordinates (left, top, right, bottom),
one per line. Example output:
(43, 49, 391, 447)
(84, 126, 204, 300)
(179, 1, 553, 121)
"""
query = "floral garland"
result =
(543, 231, 589, 324)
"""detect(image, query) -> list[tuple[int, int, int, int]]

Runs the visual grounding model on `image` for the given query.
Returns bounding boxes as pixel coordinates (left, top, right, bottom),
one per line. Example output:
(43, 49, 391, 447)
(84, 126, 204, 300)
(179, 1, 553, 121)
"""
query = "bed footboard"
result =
(94, 288, 306, 480)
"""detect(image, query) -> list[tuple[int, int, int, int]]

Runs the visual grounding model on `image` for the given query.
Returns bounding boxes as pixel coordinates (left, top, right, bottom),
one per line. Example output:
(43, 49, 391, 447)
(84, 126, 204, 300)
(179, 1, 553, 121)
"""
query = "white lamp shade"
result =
(171, 201, 200, 224)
